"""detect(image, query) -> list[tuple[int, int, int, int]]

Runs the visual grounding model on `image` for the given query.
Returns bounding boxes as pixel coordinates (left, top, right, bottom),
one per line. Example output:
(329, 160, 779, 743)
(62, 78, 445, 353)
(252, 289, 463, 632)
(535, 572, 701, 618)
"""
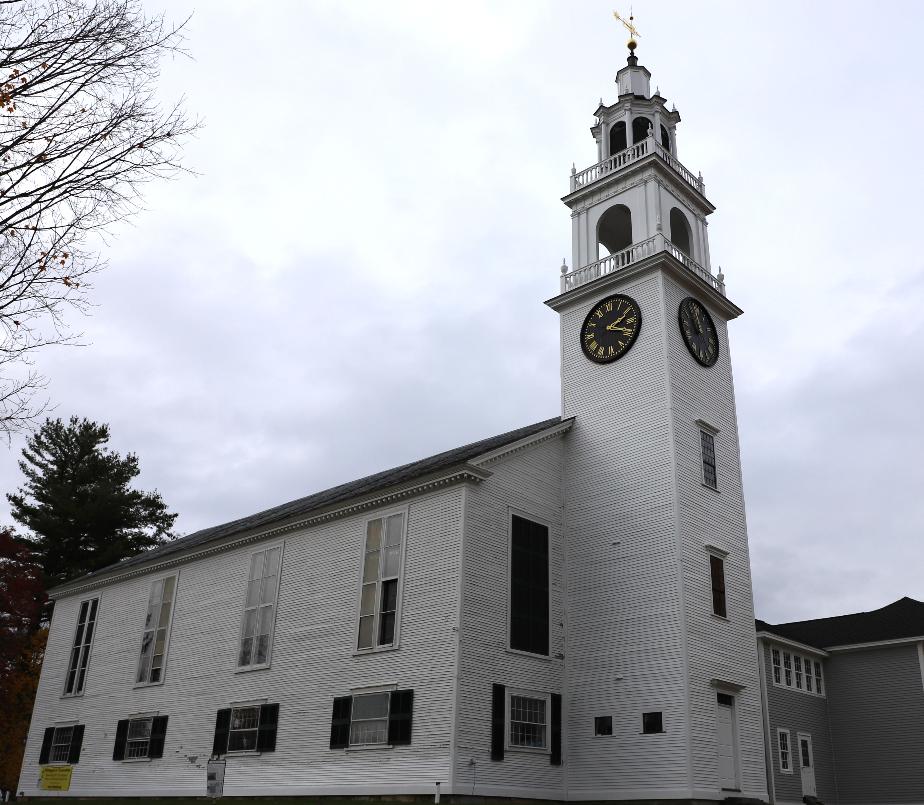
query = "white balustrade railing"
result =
(569, 133, 705, 196)
(560, 234, 725, 296)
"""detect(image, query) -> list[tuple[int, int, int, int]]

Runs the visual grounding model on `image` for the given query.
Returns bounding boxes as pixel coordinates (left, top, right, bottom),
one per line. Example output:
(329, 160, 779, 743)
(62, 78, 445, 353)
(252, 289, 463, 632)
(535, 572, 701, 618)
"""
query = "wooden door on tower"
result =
(715, 692, 739, 790)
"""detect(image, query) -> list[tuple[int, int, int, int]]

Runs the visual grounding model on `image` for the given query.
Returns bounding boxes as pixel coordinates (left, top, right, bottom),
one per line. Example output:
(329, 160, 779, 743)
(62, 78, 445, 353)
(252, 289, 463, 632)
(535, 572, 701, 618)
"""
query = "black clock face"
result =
(580, 294, 642, 364)
(678, 296, 719, 367)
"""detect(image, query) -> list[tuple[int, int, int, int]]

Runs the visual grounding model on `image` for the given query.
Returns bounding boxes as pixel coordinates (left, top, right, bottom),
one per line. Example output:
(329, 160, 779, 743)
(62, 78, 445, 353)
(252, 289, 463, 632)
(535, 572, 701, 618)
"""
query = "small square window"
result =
(642, 712, 663, 734)
(594, 715, 613, 736)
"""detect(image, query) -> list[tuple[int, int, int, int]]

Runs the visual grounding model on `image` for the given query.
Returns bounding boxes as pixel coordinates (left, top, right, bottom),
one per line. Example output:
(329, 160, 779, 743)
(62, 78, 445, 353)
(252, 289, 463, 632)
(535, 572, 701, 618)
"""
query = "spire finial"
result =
(613, 8, 640, 54)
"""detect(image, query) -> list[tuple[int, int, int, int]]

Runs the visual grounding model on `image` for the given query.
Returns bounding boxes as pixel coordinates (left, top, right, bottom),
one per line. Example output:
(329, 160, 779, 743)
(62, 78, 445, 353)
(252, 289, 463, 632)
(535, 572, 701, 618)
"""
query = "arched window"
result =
(609, 121, 627, 156)
(631, 116, 651, 144)
(598, 204, 633, 257)
(660, 125, 670, 152)
(670, 208, 693, 257)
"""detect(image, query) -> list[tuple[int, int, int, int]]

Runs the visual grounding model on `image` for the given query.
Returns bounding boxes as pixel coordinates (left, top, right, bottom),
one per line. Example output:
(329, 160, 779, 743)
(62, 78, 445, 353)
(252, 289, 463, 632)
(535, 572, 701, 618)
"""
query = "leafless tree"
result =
(0, 0, 197, 436)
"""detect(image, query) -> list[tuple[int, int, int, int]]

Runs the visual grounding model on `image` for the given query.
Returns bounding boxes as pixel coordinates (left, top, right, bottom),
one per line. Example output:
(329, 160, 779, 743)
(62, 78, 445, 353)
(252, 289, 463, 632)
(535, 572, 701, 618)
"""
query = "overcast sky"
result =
(3, 0, 922, 625)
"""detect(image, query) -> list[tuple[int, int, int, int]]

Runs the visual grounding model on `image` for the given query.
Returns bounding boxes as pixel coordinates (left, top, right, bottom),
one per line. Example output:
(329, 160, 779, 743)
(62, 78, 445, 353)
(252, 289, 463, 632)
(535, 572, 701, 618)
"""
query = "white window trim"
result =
(353, 505, 409, 655)
(505, 507, 553, 658)
(62, 596, 100, 698)
(777, 728, 792, 774)
(235, 543, 285, 672)
(134, 571, 179, 688)
(770, 644, 825, 698)
(505, 687, 551, 754)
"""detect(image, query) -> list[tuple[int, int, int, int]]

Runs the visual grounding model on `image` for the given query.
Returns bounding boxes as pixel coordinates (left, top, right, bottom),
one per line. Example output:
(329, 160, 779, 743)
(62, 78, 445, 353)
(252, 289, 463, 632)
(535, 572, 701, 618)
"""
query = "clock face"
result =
(678, 296, 719, 367)
(580, 294, 642, 364)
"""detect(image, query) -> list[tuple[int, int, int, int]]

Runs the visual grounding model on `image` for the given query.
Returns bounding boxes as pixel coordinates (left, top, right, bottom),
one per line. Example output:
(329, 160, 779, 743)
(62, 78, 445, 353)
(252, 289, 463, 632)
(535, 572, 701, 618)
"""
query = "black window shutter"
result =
(212, 709, 232, 757)
(490, 684, 505, 761)
(67, 724, 84, 764)
(39, 727, 54, 764)
(550, 693, 562, 766)
(149, 715, 169, 759)
(112, 719, 129, 761)
(329, 696, 352, 749)
(257, 703, 279, 752)
(388, 689, 413, 745)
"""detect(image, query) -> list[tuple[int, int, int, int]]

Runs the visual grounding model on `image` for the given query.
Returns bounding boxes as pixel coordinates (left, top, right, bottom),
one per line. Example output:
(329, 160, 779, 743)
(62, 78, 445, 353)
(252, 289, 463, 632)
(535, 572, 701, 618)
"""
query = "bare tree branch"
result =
(0, 0, 198, 437)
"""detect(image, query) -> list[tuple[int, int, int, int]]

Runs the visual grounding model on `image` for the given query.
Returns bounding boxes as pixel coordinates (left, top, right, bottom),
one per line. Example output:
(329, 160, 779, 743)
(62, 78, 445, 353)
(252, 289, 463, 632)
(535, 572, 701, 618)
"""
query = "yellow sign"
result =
(39, 765, 73, 791)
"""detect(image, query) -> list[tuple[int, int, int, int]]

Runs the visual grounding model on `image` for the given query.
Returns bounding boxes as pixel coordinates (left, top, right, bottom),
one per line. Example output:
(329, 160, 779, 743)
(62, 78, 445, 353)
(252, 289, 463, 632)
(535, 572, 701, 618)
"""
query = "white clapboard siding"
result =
(19, 486, 464, 797)
(453, 436, 566, 800)
(661, 272, 768, 799)
(559, 271, 693, 799)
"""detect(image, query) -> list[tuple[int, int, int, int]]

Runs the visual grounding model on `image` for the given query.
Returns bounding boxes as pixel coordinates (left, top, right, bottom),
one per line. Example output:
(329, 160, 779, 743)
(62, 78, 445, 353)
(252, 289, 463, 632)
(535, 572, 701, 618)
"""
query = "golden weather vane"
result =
(613, 8, 640, 51)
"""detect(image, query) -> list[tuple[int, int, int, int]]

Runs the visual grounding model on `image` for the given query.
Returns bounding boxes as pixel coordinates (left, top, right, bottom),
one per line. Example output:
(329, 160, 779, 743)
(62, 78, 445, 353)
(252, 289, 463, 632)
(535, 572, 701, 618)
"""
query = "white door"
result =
(716, 693, 739, 790)
(798, 732, 816, 797)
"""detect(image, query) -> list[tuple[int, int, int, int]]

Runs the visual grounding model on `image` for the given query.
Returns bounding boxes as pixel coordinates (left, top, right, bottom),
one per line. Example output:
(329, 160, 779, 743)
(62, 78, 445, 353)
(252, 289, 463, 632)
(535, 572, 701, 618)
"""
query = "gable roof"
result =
(757, 597, 924, 649)
(51, 416, 571, 594)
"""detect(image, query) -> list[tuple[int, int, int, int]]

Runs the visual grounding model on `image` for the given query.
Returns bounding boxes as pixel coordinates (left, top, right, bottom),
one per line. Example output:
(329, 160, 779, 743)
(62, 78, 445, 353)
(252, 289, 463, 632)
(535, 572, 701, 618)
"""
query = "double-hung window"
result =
(137, 575, 176, 685)
(772, 646, 825, 697)
(212, 703, 280, 755)
(772, 648, 782, 684)
(64, 598, 99, 695)
(38, 724, 84, 765)
(508, 691, 549, 750)
(113, 715, 169, 761)
(509, 513, 550, 656)
(777, 729, 792, 773)
(237, 545, 282, 669)
(329, 689, 414, 748)
(357, 512, 405, 651)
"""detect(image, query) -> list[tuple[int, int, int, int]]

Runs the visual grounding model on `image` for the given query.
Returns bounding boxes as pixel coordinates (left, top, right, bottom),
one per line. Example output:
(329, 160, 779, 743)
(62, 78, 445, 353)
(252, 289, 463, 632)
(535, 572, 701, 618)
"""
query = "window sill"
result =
(505, 745, 550, 755)
(701, 483, 720, 493)
(121, 757, 152, 763)
(641, 731, 666, 735)
(353, 644, 400, 657)
(133, 680, 165, 689)
(60, 693, 84, 699)
(345, 744, 393, 752)
(505, 647, 553, 661)
(225, 750, 262, 757)
(234, 663, 272, 674)
(711, 613, 729, 622)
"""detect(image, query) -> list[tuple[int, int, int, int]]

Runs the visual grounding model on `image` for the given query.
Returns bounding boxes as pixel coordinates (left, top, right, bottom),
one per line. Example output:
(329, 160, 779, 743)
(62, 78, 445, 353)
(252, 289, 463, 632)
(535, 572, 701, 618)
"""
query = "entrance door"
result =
(797, 732, 816, 797)
(715, 692, 739, 790)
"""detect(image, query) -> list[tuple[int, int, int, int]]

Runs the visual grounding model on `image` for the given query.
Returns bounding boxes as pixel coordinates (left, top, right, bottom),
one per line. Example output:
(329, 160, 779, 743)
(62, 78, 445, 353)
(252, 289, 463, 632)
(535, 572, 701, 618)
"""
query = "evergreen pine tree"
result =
(7, 417, 177, 584)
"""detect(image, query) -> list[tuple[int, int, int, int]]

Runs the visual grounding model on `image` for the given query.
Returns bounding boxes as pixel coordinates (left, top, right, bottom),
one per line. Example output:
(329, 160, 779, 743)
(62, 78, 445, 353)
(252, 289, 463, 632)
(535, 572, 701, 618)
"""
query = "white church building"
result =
(20, 42, 771, 802)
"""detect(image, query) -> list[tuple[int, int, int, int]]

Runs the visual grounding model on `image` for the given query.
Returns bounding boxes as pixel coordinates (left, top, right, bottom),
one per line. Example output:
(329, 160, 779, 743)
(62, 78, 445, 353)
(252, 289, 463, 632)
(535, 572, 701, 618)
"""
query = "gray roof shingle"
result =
(756, 597, 924, 649)
(52, 416, 569, 592)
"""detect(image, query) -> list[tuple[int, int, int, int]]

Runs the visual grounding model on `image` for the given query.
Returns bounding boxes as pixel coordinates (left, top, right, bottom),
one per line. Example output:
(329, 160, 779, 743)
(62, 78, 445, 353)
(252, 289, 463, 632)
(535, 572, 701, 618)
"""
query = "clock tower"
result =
(548, 42, 768, 800)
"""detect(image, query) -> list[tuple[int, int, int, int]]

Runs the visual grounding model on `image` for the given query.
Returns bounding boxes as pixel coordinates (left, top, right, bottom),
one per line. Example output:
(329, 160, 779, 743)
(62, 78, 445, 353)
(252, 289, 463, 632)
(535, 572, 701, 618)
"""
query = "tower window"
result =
(710, 554, 727, 617)
(669, 207, 693, 257)
(594, 716, 613, 736)
(609, 121, 627, 156)
(631, 116, 651, 144)
(700, 430, 718, 489)
(660, 124, 670, 152)
(597, 204, 633, 257)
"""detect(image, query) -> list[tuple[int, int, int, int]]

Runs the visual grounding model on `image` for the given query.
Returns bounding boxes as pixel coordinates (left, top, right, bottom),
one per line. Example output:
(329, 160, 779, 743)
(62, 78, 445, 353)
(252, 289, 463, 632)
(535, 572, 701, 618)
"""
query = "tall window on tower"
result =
(710, 554, 727, 617)
(700, 429, 718, 489)
(357, 511, 406, 651)
(509, 513, 549, 656)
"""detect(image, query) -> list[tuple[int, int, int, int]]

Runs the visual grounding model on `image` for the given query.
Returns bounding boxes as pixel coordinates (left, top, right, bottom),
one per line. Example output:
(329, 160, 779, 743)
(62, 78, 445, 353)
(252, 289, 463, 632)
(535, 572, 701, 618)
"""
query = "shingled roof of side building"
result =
(756, 596, 924, 650)
(49, 415, 572, 595)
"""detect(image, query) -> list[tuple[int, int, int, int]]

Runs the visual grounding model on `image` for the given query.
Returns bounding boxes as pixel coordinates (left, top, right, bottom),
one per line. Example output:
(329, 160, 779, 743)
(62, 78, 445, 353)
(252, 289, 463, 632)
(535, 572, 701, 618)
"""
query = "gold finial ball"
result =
(627, 38, 637, 51)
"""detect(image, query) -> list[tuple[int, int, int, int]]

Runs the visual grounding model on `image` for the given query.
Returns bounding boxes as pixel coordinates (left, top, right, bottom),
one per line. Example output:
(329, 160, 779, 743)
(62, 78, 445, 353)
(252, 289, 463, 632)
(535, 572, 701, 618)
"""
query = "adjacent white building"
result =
(19, 44, 769, 802)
